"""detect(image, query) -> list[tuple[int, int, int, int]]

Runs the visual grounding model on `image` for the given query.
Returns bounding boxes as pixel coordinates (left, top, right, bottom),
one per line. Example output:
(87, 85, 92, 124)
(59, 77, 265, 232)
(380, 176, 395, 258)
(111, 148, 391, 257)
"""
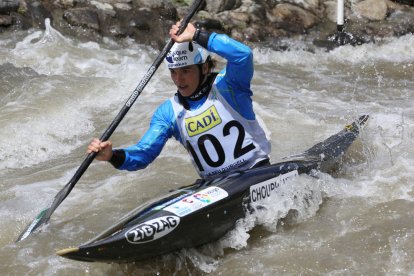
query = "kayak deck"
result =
(57, 115, 369, 263)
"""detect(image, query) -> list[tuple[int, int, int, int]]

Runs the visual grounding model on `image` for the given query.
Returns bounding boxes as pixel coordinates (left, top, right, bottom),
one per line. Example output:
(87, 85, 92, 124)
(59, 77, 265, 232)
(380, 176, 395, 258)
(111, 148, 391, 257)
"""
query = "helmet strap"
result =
(188, 56, 213, 101)
(178, 72, 218, 109)
(188, 63, 206, 99)
(188, 71, 214, 101)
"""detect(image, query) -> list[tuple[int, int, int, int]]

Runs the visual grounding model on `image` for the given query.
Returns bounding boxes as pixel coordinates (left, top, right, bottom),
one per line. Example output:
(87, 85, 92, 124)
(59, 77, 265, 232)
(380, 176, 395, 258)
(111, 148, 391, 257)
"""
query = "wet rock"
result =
(135, 0, 177, 20)
(237, 0, 266, 23)
(0, 0, 20, 13)
(108, 8, 167, 47)
(135, 0, 168, 9)
(319, 0, 414, 46)
(0, 14, 12, 25)
(218, 10, 249, 26)
(372, 6, 414, 36)
(390, 0, 414, 6)
(129, 10, 151, 31)
(90, 0, 115, 17)
(53, 0, 75, 9)
(323, 0, 338, 23)
(243, 26, 263, 41)
(0, 0, 414, 49)
(63, 7, 100, 30)
(288, 0, 321, 16)
(270, 3, 319, 33)
(101, 0, 132, 4)
(113, 3, 131, 11)
(353, 0, 388, 21)
(28, 1, 52, 28)
(194, 18, 224, 31)
(205, 0, 241, 13)
(107, 22, 124, 37)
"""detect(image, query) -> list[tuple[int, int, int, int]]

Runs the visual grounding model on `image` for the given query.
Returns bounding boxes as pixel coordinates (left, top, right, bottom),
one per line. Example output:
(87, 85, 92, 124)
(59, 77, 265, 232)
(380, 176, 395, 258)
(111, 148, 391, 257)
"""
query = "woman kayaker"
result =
(87, 22, 271, 179)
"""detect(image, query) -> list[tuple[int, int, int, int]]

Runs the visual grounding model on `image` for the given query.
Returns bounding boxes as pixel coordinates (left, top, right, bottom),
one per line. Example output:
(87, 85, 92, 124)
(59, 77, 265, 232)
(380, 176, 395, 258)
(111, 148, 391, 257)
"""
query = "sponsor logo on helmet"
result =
(185, 105, 222, 137)
(125, 216, 180, 244)
(166, 50, 188, 64)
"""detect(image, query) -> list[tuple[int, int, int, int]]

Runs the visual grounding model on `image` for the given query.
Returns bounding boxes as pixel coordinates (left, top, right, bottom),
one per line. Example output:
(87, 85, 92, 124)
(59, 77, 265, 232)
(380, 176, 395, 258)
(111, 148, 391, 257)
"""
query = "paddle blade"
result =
(16, 0, 204, 243)
(16, 208, 49, 242)
(16, 182, 73, 242)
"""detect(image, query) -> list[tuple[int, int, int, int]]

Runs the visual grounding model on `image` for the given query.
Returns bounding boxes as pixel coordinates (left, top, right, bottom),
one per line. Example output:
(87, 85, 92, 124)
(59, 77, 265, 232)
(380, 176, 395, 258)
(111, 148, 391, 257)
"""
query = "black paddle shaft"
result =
(16, 0, 204, 242)
(58, 0, 204, 210)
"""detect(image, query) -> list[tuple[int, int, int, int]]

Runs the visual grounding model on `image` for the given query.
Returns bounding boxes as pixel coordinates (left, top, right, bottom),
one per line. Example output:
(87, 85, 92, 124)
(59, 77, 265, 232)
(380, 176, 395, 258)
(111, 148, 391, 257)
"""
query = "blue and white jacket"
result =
(114, 33, 270, 178)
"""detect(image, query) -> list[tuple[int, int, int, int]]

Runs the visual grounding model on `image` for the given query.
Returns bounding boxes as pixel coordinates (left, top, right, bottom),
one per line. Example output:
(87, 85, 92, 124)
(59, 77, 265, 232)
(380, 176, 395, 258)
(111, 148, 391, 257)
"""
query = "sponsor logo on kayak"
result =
(164, 186, 228, 217)
(125, 216, 180, 244)
(151, 193, 190, 211)
(194, 193, 210, 203)
(185, 105, 222, 137)
(250, 170, 298, 203)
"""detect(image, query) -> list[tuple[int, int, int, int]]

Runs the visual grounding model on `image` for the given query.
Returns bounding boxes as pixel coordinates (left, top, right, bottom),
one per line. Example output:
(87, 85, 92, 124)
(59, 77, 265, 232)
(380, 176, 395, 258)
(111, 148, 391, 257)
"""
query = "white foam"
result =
(253, 34, 414, 66)
(0, 21, 160, 170)
(166, 175, 325, 273)
(388, 230, 414, 274)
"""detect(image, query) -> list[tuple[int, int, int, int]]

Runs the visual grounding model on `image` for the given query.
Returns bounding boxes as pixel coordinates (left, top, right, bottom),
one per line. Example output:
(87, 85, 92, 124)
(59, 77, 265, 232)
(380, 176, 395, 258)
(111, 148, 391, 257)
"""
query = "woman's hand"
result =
(169, 21, 196, 43)
(87, 138, 113, 161)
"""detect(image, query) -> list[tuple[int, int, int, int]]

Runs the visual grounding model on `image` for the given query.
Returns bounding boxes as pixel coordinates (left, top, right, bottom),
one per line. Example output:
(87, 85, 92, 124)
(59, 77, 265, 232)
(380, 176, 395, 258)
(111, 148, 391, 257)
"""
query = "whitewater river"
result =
(1, 21, 413, 275)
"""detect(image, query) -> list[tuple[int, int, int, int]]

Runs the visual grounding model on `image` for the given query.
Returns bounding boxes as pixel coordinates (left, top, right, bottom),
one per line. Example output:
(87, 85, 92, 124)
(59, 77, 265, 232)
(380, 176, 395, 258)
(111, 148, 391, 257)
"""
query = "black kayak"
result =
(57, 115, 369, 263)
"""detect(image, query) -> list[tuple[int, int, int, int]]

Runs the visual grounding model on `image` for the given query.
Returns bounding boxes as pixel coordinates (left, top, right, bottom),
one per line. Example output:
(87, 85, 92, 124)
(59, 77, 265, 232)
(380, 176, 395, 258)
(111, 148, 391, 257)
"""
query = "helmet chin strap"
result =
(177, 57, 216, 109)
(188, 63, 208, 100)
(176, 65, 208, 110)
(177, 70, 217, 110)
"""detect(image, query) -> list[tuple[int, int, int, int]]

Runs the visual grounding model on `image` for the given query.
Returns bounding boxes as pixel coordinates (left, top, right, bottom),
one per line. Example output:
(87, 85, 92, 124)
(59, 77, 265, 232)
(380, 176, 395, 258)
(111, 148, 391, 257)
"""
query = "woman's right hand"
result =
(87, 138, 113, 161)
(169, 21, 196, 43)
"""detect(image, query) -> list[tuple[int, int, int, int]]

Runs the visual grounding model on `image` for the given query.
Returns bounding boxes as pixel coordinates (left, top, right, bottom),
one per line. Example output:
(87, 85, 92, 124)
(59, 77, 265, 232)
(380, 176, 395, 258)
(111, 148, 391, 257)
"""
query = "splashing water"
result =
(0, 20, 413, 275)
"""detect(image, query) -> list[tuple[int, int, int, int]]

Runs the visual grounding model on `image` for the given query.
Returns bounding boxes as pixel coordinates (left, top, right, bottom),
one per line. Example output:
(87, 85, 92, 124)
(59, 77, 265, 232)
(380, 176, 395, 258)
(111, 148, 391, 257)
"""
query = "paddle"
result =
(16, 0, 204, 242)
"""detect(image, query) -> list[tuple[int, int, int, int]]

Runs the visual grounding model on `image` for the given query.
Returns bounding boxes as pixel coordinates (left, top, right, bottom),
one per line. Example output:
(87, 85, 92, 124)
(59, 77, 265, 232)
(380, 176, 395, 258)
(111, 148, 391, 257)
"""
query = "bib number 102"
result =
(186, 120, 256, 171)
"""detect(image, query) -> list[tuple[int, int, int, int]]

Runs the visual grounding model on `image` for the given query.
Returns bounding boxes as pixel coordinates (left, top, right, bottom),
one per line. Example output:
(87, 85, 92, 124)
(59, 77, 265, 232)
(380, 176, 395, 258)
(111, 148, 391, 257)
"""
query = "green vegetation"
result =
(172, 0, 192, 6)
(18, 7, 27, 15)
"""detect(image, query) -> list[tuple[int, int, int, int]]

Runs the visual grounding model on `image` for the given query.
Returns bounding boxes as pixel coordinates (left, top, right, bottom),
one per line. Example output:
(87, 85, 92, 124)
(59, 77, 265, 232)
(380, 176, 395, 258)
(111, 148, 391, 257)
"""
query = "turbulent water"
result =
(1, 20, 413, 275)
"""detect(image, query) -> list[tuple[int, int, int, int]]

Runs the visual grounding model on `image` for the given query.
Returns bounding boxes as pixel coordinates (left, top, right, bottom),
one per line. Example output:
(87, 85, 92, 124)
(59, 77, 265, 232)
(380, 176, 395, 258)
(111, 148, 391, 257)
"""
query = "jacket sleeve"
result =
(207, 33, 253, 91)
(117, 100, 177, 171)
(207, 33, 256, 120)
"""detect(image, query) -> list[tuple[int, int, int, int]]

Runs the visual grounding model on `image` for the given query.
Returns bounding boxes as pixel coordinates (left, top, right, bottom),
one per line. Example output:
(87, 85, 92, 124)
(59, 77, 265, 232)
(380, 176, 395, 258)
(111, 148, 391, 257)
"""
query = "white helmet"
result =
(166, 42, 210, 69)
